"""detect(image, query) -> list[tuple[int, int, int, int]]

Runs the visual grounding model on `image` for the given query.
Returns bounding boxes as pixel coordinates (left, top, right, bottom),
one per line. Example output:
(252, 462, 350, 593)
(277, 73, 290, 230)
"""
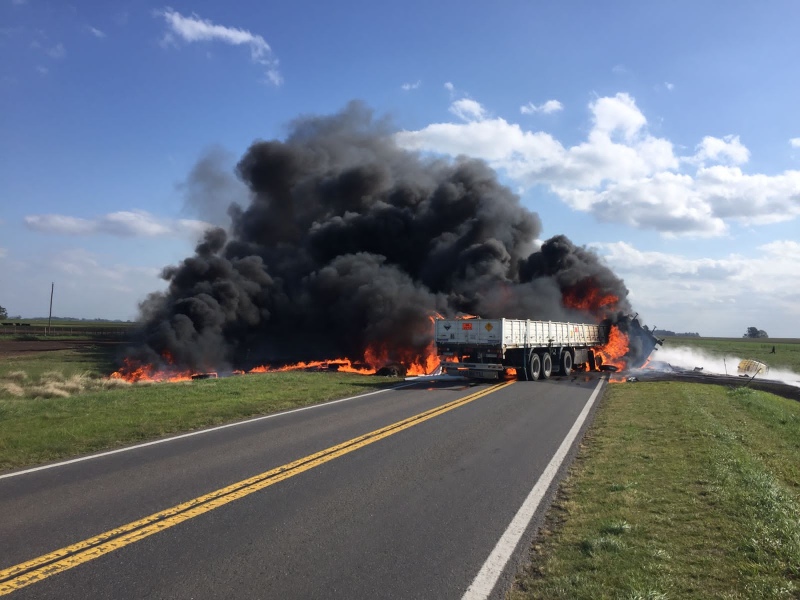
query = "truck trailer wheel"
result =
(560, 350, 573, 376)
(541, 352, 552, 379)
(528, 352, 541, 381)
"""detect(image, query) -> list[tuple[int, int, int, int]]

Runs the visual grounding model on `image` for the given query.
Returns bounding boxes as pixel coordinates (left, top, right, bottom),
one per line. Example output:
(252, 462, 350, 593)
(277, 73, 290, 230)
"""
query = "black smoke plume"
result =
(128, 102, 645, 372)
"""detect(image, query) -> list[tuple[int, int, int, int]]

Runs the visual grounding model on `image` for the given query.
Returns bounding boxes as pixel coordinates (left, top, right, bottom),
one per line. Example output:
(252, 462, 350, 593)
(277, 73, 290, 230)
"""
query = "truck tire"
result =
(560, 350, 573, 376)
(541, 352, 552, 379)
(587, 350, 596, 371)
(528, 352, 541, 381)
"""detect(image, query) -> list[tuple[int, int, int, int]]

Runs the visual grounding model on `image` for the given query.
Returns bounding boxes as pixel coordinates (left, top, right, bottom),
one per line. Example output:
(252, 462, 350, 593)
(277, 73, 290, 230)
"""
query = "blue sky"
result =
(1, 0, 799, 337)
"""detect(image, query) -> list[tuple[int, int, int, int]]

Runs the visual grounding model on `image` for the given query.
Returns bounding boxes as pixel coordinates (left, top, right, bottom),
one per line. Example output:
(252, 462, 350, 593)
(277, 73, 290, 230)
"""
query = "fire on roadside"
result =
(110, 336, 444, 383)
(109, 354, 193, 383)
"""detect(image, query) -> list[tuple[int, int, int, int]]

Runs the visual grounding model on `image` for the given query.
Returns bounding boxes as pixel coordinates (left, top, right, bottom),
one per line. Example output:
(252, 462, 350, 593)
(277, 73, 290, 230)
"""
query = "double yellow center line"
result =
(0, 379, 514, 596)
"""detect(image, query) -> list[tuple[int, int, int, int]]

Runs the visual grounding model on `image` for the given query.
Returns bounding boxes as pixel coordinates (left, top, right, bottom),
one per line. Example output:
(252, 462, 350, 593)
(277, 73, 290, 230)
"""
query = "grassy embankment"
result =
(0, 343, 402, 472)
(512, 339, 800, 599)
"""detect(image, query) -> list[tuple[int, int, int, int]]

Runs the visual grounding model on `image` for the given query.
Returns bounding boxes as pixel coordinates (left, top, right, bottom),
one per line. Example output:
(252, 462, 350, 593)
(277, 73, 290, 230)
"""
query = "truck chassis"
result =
(435, 318, 608, 381)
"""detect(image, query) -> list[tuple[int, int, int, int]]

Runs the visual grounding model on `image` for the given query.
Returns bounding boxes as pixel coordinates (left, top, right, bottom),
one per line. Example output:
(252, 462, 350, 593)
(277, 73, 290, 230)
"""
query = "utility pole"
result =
(47, 282, 54, 336)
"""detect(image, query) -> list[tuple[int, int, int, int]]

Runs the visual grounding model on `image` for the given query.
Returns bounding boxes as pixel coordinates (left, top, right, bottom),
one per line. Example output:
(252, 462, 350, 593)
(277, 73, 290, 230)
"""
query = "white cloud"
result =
(87, 26, 106, 38)
(790, 138, 800, 148)
(47, 43, 65, 59)
(612, 64, 628, 75)
(591, 93, 647, 140)
(444, 82, 454, 92)
(25, 215, 95, 235)
(520, 99, 563, 115)
(594, 240, 800, 335)
(396, 92, 800, 237)
(36, 65, 48, 75)
(448, 98, 487, 122)
(401, 80, 421, 91)
(24, 211, 211, 238)
(158, 8, 282, 85)
(665, 82, 674, 91)
(688, 135, 750, 166)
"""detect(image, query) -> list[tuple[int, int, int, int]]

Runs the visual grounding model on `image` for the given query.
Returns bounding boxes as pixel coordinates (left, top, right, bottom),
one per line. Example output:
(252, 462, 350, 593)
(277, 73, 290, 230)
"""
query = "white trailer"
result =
(434, 318, 609, 380)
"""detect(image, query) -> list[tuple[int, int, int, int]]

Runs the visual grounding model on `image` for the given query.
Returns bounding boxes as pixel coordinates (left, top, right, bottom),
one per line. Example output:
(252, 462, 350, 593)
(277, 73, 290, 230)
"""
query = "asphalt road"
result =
(0, 373, 606, 599)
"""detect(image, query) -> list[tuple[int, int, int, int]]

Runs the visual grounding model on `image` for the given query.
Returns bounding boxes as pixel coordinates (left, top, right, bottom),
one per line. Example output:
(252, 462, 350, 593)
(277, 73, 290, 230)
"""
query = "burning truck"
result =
(114, 103, 658, 382)
(435, 316, 660, 381)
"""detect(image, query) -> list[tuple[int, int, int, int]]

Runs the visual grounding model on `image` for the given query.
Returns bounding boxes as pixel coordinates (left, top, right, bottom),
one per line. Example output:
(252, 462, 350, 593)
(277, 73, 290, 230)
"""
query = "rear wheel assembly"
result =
(560, 350, 573, 376)
(528, 352, 541, 381)
(541, 352, 552, 379)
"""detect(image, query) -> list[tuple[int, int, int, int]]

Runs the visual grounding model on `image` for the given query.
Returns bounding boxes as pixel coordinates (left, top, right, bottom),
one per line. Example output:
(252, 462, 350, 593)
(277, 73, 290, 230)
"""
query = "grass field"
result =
(0, 318, 134, 341)
(511, 381, 800, 599)
(0, 343, 402, 472)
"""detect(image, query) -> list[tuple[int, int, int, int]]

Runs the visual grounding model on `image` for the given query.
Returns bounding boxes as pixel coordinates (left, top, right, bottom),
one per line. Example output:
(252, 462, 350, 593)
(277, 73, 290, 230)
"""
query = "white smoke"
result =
(652, 345, 800, 388)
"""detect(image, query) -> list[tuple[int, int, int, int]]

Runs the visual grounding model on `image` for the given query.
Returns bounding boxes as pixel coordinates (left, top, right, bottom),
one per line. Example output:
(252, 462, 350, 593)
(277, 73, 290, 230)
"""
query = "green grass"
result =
(0, 344, 402, 472)
(510, 382, 800, 600)
(0, 343, 121, 381)
(662, 337, 800, 374)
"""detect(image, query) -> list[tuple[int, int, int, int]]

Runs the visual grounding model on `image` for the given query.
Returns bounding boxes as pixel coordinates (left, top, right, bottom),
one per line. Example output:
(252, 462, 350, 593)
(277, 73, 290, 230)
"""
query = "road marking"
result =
(463, 378, 606, 600)
(0, 380, 514, 596)
(0, 381, 423, 481)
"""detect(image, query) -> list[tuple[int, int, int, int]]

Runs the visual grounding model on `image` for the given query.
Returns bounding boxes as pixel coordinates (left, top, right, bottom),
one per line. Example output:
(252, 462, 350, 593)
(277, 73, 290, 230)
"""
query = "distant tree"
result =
(0, 305, 7, 320)
(744, 327, 769, 339)
(653, 329, 701, 337)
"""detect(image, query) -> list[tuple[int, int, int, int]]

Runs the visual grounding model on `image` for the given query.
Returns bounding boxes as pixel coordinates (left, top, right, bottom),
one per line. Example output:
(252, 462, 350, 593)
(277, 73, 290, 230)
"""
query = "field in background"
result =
(0, 341, 402, 472)
(512, 333, 800, 600)
(659, 336, 800, 374)
(0, 319, 134, 340)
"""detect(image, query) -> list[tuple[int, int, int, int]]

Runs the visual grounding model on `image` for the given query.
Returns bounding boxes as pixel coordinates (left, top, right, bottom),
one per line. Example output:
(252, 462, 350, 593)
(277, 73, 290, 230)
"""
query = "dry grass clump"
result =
(1, 382, 25, 397)
(0, 370, 131, 399)
(101, 377, 132, 389)
(28, 383, 71, 399)
(41, 370, 66, 383)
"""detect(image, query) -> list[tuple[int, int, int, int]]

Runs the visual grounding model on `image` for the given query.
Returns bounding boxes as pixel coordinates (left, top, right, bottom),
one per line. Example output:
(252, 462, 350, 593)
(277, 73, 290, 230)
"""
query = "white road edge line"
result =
(462, 377, 606, 600)
(0, 381, 421, 480)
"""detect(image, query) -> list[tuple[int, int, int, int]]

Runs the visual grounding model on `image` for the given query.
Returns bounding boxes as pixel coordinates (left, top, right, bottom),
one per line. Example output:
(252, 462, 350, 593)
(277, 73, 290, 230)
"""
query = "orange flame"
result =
(562, 282, 619, 319)
(597, 325, 630, 371)
(247, 358, 376, 375)
(110, 357, 193, 383)
(111, 312, 449, 383)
